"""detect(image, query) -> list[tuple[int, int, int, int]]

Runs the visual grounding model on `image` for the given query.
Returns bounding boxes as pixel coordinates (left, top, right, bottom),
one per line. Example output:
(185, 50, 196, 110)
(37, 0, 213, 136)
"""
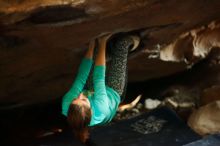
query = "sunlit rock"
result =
(188, 101, 220, 135)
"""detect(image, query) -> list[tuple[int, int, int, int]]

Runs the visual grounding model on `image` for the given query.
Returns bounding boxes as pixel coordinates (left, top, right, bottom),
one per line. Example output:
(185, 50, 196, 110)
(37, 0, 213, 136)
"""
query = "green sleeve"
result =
(62, 58, 93, 116)
(90, 65, 110, 125)
(93, 66, 108, 101)
(90, 65, 121, 126)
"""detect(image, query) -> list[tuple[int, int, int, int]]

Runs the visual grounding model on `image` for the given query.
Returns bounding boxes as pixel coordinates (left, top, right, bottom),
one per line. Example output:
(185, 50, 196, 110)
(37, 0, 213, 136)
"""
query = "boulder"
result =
(1, 0, 220, 107)
(188, 101, 220, 135)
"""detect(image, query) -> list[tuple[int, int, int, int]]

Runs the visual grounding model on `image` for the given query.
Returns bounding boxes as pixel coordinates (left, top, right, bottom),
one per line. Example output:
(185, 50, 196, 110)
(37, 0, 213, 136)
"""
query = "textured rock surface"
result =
(188, 101, 220, 135)
(1, 0, 220, 106)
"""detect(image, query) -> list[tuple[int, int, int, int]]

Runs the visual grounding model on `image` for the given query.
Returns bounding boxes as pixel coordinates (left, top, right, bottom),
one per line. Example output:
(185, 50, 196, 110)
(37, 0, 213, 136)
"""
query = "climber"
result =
(61, 33, 140, 143)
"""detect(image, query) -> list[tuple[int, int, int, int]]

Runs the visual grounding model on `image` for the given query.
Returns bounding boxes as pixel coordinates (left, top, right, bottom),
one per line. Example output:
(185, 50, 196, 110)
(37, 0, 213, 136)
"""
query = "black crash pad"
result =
(90, 107, 201, 146)
(184, 134, 220, 146)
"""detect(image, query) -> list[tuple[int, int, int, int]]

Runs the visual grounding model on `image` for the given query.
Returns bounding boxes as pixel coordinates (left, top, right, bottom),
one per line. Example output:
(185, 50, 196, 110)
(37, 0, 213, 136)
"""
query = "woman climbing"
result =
(61, 33, 140, 143)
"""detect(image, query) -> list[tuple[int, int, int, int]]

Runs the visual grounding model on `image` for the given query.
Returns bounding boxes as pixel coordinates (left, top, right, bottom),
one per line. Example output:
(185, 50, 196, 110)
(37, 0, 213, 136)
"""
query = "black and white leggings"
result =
(86, 36, 134, 101)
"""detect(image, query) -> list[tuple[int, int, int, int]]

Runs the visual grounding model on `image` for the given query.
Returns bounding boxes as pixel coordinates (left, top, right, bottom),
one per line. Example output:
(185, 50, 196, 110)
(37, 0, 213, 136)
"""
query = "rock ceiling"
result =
(0, 0, 220, 107)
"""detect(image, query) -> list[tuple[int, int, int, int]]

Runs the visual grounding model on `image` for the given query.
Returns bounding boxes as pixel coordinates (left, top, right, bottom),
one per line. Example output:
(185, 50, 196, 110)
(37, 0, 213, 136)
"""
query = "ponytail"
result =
(67, 103, 92, 143)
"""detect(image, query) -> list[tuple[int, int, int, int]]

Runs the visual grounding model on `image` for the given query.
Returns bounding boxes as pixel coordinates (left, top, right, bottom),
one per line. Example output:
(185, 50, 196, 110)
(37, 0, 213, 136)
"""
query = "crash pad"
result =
(184, 134, 220, 146)
(90, 107, 201, 146)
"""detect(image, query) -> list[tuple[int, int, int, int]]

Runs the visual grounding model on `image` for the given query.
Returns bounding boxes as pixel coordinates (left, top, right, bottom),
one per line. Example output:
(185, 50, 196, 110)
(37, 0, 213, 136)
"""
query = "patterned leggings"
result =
(86, 36, 134, 100)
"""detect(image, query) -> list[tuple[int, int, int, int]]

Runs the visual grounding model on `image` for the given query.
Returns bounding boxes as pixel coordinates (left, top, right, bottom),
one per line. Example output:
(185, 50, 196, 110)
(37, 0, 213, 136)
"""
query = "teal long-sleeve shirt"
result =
(62, 58, 120, 126)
